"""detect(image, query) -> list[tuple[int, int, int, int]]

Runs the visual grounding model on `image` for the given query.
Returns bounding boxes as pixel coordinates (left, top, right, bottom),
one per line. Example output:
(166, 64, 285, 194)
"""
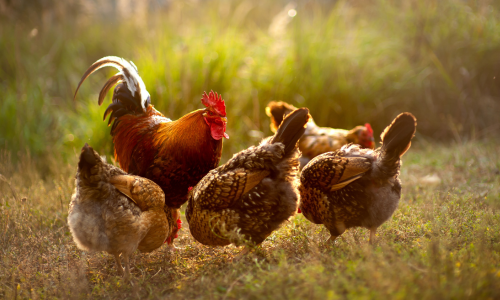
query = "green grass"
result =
(2, 0, 500, 169)
(1, 141, 499, 299)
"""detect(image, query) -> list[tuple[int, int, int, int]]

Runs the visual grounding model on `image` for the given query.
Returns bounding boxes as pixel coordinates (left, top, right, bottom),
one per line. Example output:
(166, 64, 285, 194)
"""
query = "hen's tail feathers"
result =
(74, 56, 151, 129)
(265, 101, 298, 132)
(271, 108, 310, 155)
(78, 143, 100, 178)
(378, 113, 416, 176)
(380, 112, 417, 157)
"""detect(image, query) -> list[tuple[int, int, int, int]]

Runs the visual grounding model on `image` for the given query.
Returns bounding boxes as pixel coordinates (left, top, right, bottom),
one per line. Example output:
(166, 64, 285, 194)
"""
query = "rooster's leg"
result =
(114, 253, 124, 276)
(369, 228, 377, 245)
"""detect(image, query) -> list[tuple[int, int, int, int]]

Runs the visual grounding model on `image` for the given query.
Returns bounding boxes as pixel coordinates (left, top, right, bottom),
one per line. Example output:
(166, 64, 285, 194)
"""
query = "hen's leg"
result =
(114, 254, 124, 276)
(325, 221, 345, 244)
(123, 254, 131, 280)
(369, 228, 377, 245)
(326, 235, 338, 243)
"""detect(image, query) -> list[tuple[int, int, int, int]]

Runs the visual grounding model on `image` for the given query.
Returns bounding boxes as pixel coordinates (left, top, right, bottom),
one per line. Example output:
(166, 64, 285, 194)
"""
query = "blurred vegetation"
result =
(1, 0, 500, 174)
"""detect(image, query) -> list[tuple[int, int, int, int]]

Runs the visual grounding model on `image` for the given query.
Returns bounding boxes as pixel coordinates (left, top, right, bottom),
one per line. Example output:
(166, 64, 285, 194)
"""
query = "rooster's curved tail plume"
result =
(74, 56, 152, 129)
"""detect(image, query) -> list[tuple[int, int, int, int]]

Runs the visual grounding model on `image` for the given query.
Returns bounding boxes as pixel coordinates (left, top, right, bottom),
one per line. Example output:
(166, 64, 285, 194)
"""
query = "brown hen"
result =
(298, 113, 416, 244)
(266, 101, 375, 168)
(186, 108, 310, 253)
(68, 144, 180, 279)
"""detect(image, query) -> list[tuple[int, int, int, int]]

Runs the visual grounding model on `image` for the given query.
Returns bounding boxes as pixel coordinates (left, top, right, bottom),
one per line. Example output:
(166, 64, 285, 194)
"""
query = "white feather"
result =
(92, 56, 150, 111)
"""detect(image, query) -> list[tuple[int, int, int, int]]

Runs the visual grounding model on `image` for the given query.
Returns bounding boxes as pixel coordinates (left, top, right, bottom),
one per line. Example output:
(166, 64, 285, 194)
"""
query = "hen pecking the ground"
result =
(186, 108, 310, 256)
(68, 144, 180, 279)
(298, 112, 416, 244)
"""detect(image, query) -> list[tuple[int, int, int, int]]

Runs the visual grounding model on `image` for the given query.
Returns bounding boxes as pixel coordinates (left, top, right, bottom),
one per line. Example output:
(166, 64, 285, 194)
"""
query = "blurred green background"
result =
(1, 0, 500, 175)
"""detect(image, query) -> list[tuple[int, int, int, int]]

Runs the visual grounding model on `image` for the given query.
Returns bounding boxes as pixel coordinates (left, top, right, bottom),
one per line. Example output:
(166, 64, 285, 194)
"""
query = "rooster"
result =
(298, 113, 416, 244)
(186, 108, 310, 256)
(68, 144, 180, 279)
(266, 101, 375, 168)
(74, 56, 228, 209)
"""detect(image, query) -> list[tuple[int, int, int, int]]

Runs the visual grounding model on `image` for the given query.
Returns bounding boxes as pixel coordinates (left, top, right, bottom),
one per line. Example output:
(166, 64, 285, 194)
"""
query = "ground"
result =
(0, 141, 499, 299)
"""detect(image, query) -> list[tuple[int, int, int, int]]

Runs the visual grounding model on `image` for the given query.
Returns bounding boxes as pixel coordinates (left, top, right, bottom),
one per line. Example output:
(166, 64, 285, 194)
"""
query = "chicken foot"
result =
(122, 254, 131, 280)
(114, 253, 124, 276)
(114, 253, 131, 280)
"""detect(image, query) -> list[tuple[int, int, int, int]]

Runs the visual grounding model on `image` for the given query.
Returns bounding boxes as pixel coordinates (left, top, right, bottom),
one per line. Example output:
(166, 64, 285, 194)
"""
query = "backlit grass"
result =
(1, 0, 500, 170)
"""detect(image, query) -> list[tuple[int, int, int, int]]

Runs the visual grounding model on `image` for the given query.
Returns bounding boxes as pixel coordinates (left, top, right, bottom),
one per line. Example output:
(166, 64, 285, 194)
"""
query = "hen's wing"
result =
(109, 175, 165, 211)
(301, 152, 371, 192)
(193, 166, 271, 211)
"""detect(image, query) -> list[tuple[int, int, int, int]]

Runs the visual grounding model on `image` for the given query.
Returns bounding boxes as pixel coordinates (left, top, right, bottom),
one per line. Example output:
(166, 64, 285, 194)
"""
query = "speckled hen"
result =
(298, 113, 417, 243)
(68, 144, 180, 279)
(186, 108, 310, 253)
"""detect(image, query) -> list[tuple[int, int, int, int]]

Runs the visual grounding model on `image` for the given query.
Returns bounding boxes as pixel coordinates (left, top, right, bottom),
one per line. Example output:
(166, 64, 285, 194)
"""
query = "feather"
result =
(271, 107, 310, 155)
(109, 108, 129, 123)
(103, 102, 123, 121)
(99, 74, 124, 106)
(78, 143, 99, 178)
(112, 84, 143, 109)
(74, 56, 150, 113)
(380, 112, 417, 158)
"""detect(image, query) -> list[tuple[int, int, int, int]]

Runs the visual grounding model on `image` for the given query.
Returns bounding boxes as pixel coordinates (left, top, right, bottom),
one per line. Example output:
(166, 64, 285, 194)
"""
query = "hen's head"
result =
(201, 91, 229, 140)
(357, 123, 375, 149)
(265, 101, 298, 133)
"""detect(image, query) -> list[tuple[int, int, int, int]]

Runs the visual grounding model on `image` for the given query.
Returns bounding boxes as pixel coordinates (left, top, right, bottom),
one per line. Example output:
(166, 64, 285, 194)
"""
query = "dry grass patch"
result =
(1, 141, 499, 299)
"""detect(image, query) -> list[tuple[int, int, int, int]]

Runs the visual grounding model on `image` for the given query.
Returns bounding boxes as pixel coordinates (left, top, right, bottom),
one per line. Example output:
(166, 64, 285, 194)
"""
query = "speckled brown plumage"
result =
(266, 101, 375, 168)
(186, 108, 310, 247)
(68, 144, 179, 279)
(299, 113, 417, 243)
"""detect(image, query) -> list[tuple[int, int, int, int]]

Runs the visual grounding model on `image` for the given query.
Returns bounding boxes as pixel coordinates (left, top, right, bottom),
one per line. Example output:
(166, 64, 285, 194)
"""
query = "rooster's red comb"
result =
(364, 123, 373, 136)
(202, 91, 226, 117)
